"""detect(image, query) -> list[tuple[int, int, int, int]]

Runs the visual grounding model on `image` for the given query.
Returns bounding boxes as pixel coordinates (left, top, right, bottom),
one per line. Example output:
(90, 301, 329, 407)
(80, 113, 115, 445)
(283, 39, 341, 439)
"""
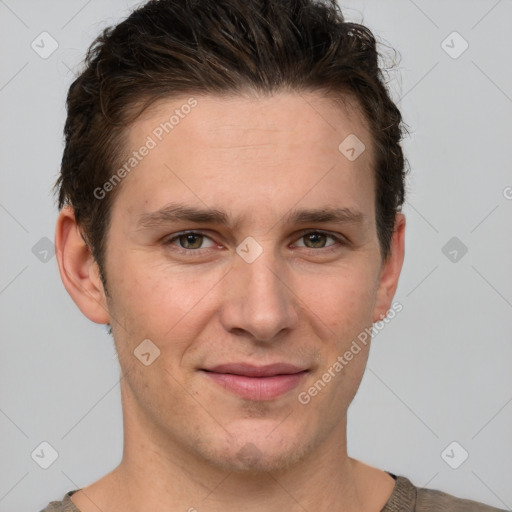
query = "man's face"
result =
(97, 92, 402, 472)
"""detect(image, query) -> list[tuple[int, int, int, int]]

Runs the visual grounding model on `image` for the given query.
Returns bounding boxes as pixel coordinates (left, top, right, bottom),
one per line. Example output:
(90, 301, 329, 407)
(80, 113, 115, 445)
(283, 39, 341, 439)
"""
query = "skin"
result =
(56, 91, 405, 512)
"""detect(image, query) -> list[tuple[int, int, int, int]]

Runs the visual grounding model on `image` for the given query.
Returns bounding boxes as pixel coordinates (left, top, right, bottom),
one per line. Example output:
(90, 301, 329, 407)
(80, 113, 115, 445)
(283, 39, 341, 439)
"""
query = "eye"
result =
(164, 231, 216, 251)
(294, 230, 345, 251)
(162, 229, 347, 255)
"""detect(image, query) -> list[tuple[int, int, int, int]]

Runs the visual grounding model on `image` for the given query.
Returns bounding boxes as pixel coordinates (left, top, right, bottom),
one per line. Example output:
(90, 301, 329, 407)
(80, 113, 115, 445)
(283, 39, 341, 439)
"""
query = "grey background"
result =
(1, 1, 511, 511)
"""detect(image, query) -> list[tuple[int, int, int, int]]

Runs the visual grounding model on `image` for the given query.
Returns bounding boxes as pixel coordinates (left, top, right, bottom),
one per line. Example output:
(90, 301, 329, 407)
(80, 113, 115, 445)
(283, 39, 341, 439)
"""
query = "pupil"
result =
(182, 234, 201, 249)
(308, 233, 325, 248)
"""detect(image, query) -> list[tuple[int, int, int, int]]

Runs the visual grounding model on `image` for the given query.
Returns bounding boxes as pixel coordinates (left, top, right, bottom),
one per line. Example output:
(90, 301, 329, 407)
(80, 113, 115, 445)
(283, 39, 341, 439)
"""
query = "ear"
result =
(55, 205, 110, 324)
(372, 213, 406, 323)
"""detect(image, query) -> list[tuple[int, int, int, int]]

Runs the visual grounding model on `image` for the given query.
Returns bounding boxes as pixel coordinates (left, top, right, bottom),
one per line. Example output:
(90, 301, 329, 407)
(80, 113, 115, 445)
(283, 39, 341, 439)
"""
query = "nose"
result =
(219, 247, 300, 343)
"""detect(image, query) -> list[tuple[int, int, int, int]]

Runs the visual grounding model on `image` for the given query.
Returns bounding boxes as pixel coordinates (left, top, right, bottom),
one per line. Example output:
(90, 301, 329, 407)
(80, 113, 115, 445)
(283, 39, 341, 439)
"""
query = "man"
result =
(41, 0, 505, 511)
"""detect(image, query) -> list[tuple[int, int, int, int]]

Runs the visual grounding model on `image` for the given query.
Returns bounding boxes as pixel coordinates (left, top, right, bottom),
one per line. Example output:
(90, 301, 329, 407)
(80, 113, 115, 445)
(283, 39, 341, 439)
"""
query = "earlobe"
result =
(55, 206, 110, 325)
(372, 213, 406, 323)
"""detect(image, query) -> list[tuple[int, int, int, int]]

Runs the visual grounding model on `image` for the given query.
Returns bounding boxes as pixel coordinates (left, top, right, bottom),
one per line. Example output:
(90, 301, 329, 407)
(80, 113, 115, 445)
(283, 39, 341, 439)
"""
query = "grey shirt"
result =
(39, 472, 508, 512)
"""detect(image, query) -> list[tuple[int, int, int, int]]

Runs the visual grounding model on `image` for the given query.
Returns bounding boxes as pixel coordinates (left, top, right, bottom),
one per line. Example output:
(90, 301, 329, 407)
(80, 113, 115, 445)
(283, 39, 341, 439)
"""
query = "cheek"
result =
(107, 252, 223, 344)
(301, 262, 378, 339)
(108, 242, 378, 353)
(307, 272, 374, 413)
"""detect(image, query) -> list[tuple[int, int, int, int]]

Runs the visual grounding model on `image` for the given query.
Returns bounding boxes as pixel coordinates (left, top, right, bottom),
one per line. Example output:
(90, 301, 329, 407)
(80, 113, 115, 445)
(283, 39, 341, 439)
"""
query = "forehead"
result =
(113, 91, 375, 229)
(136, 90, 371, 151)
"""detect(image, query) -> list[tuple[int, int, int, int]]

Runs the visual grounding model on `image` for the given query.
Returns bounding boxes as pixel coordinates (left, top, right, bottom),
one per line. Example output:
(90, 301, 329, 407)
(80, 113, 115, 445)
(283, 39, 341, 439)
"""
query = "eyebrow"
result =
(136, 202, 367, 231)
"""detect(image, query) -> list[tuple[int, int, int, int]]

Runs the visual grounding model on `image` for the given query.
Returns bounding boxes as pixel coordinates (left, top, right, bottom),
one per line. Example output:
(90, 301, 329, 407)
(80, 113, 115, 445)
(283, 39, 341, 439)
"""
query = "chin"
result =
(196, 428, 315, 474)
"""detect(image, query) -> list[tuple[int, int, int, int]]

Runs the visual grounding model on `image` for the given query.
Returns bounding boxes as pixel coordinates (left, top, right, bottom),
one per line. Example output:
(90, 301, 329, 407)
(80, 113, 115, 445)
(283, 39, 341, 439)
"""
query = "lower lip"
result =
(202, 371, 307, 401)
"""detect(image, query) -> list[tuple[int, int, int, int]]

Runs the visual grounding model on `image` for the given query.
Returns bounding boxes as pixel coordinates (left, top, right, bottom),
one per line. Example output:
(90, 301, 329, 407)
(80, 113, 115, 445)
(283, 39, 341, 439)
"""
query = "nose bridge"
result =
(244, 250, 284, 301)
(221, 240, 299, 341)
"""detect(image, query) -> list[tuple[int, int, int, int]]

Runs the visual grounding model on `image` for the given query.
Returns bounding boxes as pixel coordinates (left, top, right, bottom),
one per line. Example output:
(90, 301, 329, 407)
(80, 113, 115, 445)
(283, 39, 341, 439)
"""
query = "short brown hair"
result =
(54, 0, 409, 290)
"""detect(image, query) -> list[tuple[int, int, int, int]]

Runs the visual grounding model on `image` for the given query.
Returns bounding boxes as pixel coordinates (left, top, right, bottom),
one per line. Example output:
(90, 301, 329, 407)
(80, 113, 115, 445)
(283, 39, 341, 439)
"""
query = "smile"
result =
(201, 363, 309, 401)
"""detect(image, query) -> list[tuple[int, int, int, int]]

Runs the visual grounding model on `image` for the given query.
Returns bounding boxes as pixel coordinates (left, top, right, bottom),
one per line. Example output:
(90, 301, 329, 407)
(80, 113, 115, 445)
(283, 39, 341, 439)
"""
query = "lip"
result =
(201, 363, 308, 401)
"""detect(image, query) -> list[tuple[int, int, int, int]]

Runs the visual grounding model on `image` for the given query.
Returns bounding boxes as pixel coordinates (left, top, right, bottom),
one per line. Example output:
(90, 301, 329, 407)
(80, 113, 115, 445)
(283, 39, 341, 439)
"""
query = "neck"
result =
(112, 438, 363, 512)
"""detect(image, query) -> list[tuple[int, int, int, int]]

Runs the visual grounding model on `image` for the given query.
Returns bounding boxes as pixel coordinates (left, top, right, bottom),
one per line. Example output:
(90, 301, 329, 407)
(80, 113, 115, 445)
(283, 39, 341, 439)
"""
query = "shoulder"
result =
(388, 473, 507, 512)
(416, 484, 508, 512)
(39, 490, 81, 512)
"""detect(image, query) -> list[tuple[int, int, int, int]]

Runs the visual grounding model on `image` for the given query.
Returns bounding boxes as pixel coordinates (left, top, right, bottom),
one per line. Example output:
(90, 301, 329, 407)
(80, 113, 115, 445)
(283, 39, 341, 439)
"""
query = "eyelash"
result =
(162, 229, 347, 256)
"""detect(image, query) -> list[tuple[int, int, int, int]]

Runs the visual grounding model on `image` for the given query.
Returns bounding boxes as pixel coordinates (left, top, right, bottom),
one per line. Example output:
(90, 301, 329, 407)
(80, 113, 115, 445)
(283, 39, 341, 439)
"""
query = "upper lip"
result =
(202, 363, 307, 377)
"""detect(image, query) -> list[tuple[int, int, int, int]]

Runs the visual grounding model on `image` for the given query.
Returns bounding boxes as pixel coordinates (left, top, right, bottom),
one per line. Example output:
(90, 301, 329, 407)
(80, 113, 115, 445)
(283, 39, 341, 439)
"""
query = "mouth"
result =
(200, 363, 309, 401)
